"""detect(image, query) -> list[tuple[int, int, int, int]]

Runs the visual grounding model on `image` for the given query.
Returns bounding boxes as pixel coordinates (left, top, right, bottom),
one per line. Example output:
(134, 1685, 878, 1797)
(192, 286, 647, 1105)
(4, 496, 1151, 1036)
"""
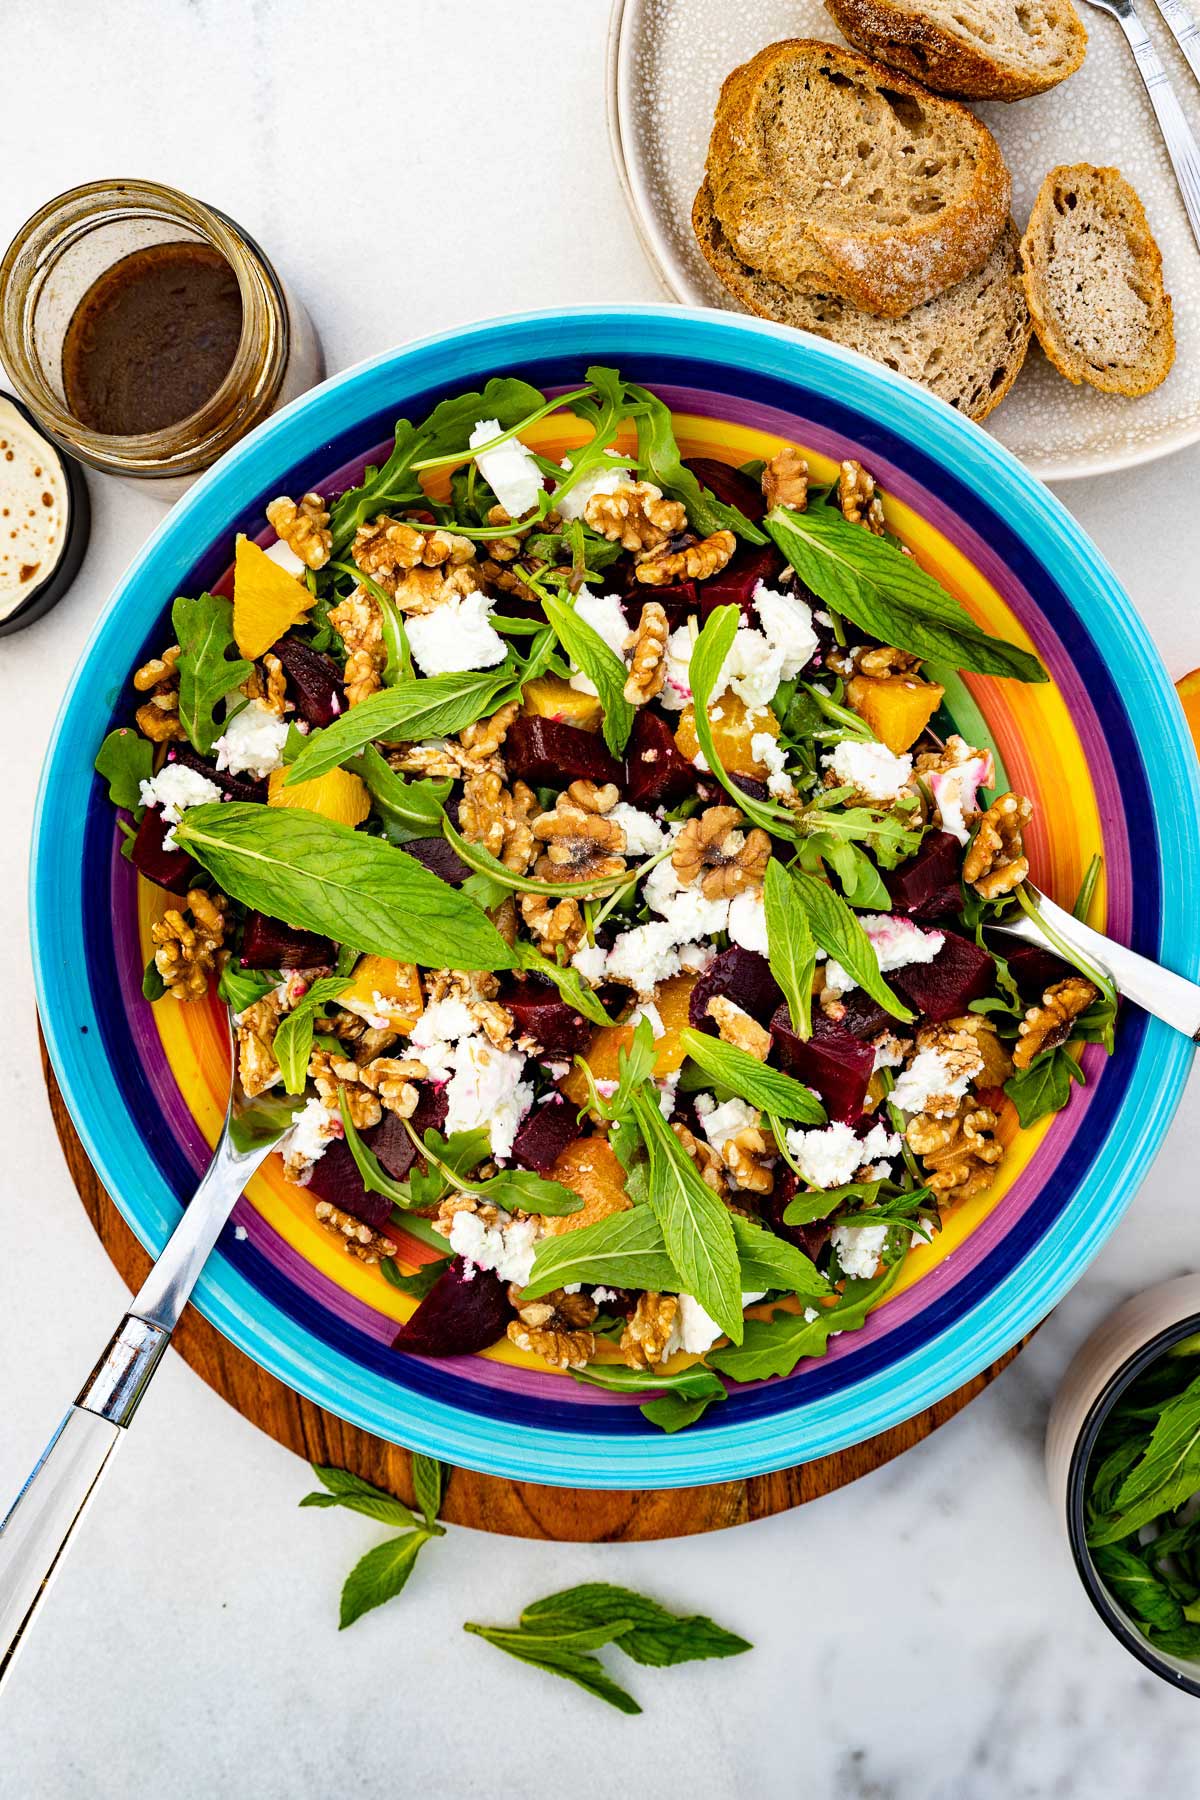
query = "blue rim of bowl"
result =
(1066, 1313, 1200, 1694)
(30, 305, 1200, 1486)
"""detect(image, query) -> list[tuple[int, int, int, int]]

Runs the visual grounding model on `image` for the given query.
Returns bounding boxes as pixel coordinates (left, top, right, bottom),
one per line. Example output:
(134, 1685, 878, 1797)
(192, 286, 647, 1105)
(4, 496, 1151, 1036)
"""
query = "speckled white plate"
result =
(606, 0, 1200, 478)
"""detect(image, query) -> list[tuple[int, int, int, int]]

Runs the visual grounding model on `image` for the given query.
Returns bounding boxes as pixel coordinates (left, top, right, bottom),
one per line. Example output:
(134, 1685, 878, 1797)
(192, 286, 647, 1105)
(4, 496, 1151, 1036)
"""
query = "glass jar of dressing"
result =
(0, 180, 323, 499)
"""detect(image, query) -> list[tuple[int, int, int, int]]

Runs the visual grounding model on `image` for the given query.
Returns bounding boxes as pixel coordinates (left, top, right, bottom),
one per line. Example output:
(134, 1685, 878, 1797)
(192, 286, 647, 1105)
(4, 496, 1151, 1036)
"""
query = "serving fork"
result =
(1079, 0, 1200, 255)
(0, 1010, 297, 1689)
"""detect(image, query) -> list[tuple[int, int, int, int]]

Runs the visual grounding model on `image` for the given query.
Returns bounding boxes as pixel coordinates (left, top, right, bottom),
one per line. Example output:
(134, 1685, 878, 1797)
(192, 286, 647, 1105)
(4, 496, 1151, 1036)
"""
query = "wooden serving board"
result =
(41, 1031, 1022, 1540)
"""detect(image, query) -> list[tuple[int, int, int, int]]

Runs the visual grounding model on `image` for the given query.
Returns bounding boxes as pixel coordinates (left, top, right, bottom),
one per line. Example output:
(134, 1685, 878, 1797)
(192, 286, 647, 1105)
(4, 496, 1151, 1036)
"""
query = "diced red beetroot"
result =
(411, 1083, 448, 1136)
(500, 987, 588, 1055)
(892, 931, 995, 1023)
(689, 946, 782, 1032)
(729, 772, 770, 804)
(275, 634, 346, 728)
(828, 989, 892, 1041)
(403, 837, 470, 886)
(699, 543, 784, 620)
(886, 832, 964, 923)
(240, 910, 335, 969)
(623, 707, 698, 809)
(682, 457, 767, 524)
(511, 1093, 580, 1173)
(130, 807, 195, 892)
(622, 578, 698, 628)
(763, 1174, 832, 1264)
(770, 1004, 874, 1122)
(505, 716, 620, 788)
(392, 1258, 512, 1357)
(165, 742, 268, 804)
(998, 941, 1074, 994)
(305, 1139, 393, 1233)
(364, 1109, 419, 1182)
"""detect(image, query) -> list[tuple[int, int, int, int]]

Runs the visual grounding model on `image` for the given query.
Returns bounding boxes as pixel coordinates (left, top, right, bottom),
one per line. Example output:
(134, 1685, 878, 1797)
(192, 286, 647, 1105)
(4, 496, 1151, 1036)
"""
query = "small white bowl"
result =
(1046, 1275, 1200, 1693)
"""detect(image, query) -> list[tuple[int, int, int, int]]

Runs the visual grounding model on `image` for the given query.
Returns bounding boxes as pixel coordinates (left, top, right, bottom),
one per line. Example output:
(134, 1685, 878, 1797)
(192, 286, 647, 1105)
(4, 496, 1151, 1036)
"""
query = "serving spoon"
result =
(0, 1010, 297, 1689)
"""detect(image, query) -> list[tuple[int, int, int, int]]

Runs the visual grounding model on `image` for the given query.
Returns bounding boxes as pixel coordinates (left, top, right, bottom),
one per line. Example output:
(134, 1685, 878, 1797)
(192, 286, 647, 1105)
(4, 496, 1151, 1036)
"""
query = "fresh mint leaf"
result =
(540, 592, 634, 756)
(781, 865, 912, 1022)
(1090, 1371, 1200, 1546)
(95, 728, 154, 813)
(520, 1583, 751, 1668)
(521, 1205, 681, 1301)
(463, 1621, 641, 1714)
(630, 1089, 743, 1343)
(512, 940, 615, 1027)
(172, 593, 253, 756)
(411, 1454, 447, 1528)
(300, 1465, 421, 1530)
(1090, 1544, 1184, 1632)
(688, 609, 794, 836)
(763, 505, 1047, 684)
(1003, 1046, 1085, 1128)
(764, 857, 816, 1037)
(142, 957, 167, 1002)
(273, 976, 351, 1095)
(710, 1262, 903, 1382)
(729, 1214, 827, 1299)
(678, 1028, 825, 1124)
(339, 1529, 434, 1629)
(353, 744, 451, 844)
(285, 667, 515, 786)
(380, 1256, 451, 1299)
(174, 803, 516, 970)
(626, 385, 766, 545)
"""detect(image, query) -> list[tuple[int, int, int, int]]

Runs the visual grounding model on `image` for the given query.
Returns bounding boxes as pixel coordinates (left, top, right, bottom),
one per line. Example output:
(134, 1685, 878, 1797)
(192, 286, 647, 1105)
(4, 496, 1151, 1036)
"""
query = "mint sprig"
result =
(678, 1027, 825, 1123)
(300, 1458, 449, 1630)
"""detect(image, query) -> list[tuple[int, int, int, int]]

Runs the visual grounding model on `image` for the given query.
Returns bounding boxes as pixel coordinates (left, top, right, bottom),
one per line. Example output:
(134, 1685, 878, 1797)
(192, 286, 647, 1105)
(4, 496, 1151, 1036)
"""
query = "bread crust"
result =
(823, 0, 1087, 101)
(706, 39, 1011, 317)
(1020, 163, 1175, 397)
(692, 179, 1030, 424)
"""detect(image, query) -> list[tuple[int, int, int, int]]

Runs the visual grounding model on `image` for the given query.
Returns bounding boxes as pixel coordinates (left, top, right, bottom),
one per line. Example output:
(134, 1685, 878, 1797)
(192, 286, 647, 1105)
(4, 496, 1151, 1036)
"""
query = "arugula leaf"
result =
(475, 1168, 583, 1216)
(353, 744, 451, 844)
(630, 1089, 743, 1343)
(575, 1363, 727, 1432)
(227, 1092, 302, 1154)
(172, 594, 253, 756)
(411, 1453, 447, 1529)
(1090, 1371, 1200, 1546)
(142, 958, 167, 1002)
(540, 592, 634, 757)
(339, 1092, 415, 1205)
(639, 1390, 723, 1432)
(710, 1262, 904, 1382)
(272, 976, 351, 1094)
(174, 803, 516, 970)
(217, 963, 278, 1011)
(463, 1621, 642, 1714)
(521, 1584, 751, 1667)
(521, 1205, 682, 1301)
(299, 1465, 421, 1530)
(513, 940, 615, 1027)
(782, 1177, 893, 1227)
(1004, 1046, 1085, 1128)
(1090, 1544, 1184, 1632)
(678, 1028, 825, 1124)
(729, 1214, 827, 1299)
(764, 857, 817, 1037)
(781, 865, 912, 1022)
(94, 728, 154, 812)
(763, 505, 1048, 683)
(626, 385, 766, 544)
(379, 1256, 451, 1299)
(285, 667, 515, 786)
(339, 1530, 435, 1629)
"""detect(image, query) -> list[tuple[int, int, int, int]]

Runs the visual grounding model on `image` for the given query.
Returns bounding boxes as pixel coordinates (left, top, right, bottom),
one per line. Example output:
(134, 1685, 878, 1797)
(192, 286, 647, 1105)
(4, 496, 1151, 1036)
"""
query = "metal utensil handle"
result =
(1121, 1, 1200, 252)
(1155, 0, 1200, 86)
(1004, 889, 1200, 1039)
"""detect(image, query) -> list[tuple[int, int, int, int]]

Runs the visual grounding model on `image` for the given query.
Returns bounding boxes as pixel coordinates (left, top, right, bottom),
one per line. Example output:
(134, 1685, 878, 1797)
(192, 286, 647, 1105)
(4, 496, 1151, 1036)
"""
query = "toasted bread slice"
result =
(706, 39, 1011, 316)
(823, 0, 1087, 101)
(693, 179, 1030, 423)
(1020, 164, 1174, 396)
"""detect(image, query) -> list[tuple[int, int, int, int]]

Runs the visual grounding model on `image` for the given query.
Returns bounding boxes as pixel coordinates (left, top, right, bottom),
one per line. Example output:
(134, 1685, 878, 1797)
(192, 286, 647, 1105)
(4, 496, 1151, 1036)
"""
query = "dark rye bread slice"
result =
(823, 0, 1087, 102)
(1020, 164, 1175, 396)
(693, 179, 1030, 423)
(706, 39, 1011, 317)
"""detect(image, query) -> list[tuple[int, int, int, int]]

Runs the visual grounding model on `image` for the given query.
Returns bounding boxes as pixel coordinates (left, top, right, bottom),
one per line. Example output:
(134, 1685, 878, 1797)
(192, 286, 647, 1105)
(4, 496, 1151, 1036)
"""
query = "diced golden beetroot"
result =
(846, 674, 944, 754)
(233, 534, 315, 659)
(541, 1137, 631, 1236)
(267, 765, 370, 827)
(674, 690, 780, 776)
(338, 955, 424, 1033)
(522, 673, 603, 734)
(561, 972, 698, 1105)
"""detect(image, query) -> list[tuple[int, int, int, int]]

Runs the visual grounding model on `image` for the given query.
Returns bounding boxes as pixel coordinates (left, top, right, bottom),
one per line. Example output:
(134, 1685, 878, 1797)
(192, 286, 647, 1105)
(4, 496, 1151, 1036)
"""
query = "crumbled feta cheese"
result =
(822, 914, 944, 998)
(859, 1120, 901, 1162)
(567, 591, 632, 695)
(406, 588, 506, 677)
(449, 1207, 540, 1286)
(280, 1096, 339, 1170)
(645, 849, 730, 938)
(605, 921, 686, 996)
(752, 581, 818, 678)
(411, 997, 477, 1046)
(872, 1034, 909, 1072)
(785, 1120, 870, 1188)
(138, 763, 223, 848)
(678, 942, 713, 974)
(213, 698, 289, 779)
(727, 888, 769, 955)
(264, 537, 307, 577)
(716, 625, 785, 711)
(697, 1095, 760, 1148)
(889, 1046, 973, 1116)
(469, 417, 542, 518)
(750, 731, 793, 797)
(629, 1000, 665, 1039)
(591, 1286, 619, 1305)
(571, 942, 609, 986)
(608, 802, 666, 856)
(927, 740, 995, 844)
(552, 451, 633, 522)
(234, 1224, 248, 1241)
(666, 1291, 767, 1356)
(830, 1221, 888, 1280)
(659, 624, 698, 712)
(822, 738, 914, 803)
(657, 1070, 681, 1118)
(444, 1038, 533, 1160)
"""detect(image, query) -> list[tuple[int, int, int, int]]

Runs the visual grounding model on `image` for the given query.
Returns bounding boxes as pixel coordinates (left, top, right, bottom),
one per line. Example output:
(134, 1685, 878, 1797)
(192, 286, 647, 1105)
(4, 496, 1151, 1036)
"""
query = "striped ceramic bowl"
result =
(31, 307, 1200, 1488)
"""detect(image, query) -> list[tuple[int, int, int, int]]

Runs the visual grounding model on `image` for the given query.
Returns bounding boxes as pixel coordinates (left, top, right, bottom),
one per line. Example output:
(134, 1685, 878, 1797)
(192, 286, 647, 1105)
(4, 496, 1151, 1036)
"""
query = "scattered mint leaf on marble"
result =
(520, 1583, 751, 1668)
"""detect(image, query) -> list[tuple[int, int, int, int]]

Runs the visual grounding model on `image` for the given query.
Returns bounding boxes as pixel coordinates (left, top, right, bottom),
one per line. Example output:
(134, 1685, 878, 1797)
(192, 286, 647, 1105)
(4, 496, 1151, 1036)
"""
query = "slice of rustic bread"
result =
(693, 179, 1030, 423)
(1020, 164, 1175, 396)
(706, 39, 1011, 317)
(823, 0, 1087, 102)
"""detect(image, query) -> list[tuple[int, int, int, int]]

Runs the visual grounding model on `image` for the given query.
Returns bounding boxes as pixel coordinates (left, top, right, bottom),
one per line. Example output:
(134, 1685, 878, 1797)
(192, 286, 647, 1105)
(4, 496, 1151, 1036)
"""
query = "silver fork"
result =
(988, 882, 1200, 1039)
(0, 1010, 298, 1688)
(1155, 0, 1200, 88)
(1080, 0, 1200, 255)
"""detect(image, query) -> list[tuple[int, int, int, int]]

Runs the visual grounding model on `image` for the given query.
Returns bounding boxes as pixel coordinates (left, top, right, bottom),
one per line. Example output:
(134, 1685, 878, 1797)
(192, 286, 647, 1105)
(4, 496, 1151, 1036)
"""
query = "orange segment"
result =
(268, 765, 370, 827)
(338, 955, 424, 1033)
(233, 534, 315, 658)
(522, 673, 603, 733)
(541, 1137, 631, 1236)
(674, 690, 779, 775)
(561, 971, 698, 1105)
(1176, 669, 1200, 761)
(845, 674, 944, 754)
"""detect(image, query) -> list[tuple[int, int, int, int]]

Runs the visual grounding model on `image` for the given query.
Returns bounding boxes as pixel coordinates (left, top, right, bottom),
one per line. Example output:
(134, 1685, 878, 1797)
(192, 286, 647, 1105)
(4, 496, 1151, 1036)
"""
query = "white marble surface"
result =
(3, 2, 1200, 1793)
